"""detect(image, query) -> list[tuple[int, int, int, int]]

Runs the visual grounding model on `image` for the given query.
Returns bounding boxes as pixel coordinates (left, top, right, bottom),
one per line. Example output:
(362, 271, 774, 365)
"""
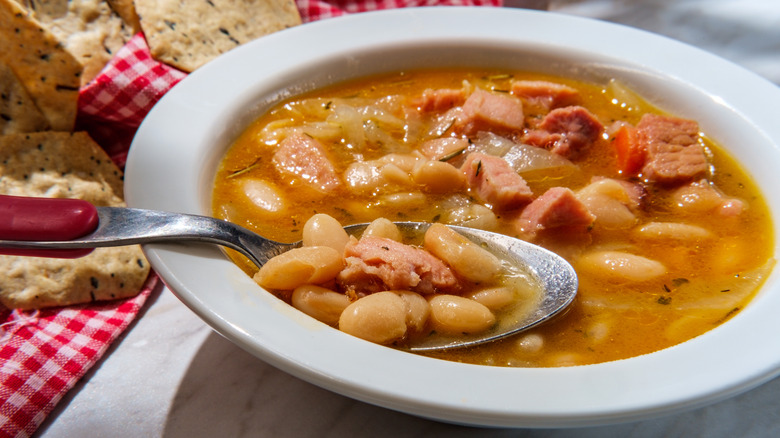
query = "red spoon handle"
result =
(0, 195, 99, 258)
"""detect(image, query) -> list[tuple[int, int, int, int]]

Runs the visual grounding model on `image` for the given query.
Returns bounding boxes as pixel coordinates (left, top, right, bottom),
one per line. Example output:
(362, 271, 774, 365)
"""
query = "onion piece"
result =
(472, 132, 577, 174)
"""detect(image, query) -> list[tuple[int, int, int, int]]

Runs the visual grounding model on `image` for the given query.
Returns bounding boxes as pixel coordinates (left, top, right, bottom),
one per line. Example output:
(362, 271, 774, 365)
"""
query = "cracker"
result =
(135, 0, 301, 72)
(15, 0, 134, 86)
(0, 0, 81, 131)
(0, 131, 150, 310)
(106, 0, 141, 35)
(0, 61, 50, 134)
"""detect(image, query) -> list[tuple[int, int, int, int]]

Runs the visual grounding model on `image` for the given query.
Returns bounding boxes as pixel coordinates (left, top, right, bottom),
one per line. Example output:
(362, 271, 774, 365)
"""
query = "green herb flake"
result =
(714, 307, 741, 324)
(438, 147, 466, 162)
(227, 158, 261, 179)
(438, 118, 456, 135)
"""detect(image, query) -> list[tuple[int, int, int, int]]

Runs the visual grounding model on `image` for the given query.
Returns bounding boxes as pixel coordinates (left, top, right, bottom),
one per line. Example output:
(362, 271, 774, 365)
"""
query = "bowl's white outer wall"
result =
(125, 8, 780, 427)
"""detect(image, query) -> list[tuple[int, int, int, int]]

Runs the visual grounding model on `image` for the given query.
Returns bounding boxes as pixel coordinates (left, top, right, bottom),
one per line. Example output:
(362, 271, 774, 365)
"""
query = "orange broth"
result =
(212, 69, 774, 367)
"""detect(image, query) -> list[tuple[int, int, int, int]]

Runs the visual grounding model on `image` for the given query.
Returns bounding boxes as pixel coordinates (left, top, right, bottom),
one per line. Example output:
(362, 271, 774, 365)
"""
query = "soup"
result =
(212, 69, 774, 367)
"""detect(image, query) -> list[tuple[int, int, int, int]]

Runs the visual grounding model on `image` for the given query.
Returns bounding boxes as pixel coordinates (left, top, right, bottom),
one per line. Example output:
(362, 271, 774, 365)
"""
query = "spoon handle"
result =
(0, 195, 293, 267)
(0, 195, 97, 258)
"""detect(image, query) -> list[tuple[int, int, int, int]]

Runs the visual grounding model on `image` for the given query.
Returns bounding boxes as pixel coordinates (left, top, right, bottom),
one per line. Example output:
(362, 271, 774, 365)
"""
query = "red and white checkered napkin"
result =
(0, 277, 157, 438)
(76, 33, 188, 168)
(0, 1, 501, 437)
(296, 0, 500, 21)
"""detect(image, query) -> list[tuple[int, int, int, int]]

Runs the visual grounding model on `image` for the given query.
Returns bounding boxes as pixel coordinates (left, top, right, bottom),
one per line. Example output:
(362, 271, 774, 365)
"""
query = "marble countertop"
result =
(36, 1, 780, 437)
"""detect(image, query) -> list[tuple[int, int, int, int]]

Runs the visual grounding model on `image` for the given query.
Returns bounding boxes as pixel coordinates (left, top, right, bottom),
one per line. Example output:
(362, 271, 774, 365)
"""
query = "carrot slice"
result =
(613, 124, 645, 175)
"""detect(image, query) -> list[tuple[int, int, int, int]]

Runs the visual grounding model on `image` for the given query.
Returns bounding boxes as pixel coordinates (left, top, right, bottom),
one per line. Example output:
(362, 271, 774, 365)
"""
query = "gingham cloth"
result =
(0, 1, 501, 437)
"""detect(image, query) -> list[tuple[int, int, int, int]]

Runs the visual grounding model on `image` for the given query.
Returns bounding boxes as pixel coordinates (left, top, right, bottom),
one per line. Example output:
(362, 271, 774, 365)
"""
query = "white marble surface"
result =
(36, 2, 780, 437)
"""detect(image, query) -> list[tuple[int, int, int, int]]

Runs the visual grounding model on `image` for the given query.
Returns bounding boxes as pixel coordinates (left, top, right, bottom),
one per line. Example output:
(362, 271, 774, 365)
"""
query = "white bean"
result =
(548, 353, 582, 367)
(376, 153, 424, 173)
(464, 286, 515, 310)
(378, 163, 413, 186)
(428, 294, 495, 334)
(578, 194, 636, 230)
(424, 223, 502, 283)
(671, 180, 727, 213)
(253, 246, 343, 290)
(411, 160, 466, 193)
(339, 291, 408, 344)
(393, 290, 431, 333)
(378, 191, 427, 209)
(515, 333, 544, 354)
(635, 222, 712, 240)
(302, 213, 350, 252)
(343, 158, 416, 194)
(577, 250, 666, 282)
(344, 161, 383, 193)
(240, 179, 285, 213)
(709, 237, 749, 274)
(576, 178, 640, 229)
(444, 204, 498, 231)
(362, 218, 402, 241)
(586, 321, 611, 344)
(291, 285, 350, 325)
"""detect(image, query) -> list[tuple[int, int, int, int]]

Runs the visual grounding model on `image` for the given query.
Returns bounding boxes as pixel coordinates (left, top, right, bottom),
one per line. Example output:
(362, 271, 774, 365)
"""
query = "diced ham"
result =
(522, 106, 604, 157)
(273, 133, 341, 193)
(337, 236, 460, 294)
(414, 88, 466, 112)
(461, 152, 534, 210)
(637, 114, 708, 184)
(516, 187, 595, 235)
(511, 80, 579, 111)
(454, 88, 525, 136)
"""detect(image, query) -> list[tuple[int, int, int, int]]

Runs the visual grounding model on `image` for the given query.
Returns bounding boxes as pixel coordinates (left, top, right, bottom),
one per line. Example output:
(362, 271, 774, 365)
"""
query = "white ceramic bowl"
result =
(126, 7, 780, 427)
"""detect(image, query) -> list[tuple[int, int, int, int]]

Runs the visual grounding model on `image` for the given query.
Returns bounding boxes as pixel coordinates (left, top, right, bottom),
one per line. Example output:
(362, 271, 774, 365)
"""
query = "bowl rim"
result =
(126, 7, 780, 427)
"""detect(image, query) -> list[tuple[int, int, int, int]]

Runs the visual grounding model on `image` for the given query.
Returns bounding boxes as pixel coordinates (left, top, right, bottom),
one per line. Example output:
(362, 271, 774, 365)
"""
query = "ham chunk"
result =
(522, 106, 604, 157)
(516, 187, 595, 235)
(638, 114, 708, 184)
(337, 236, 459, 295)
(415, 88, 466, 112)
(511, 80, 579, 111)
(461, 152, 534, 210)
(273, 133, 341, 193)
(455, 88, 525, 136)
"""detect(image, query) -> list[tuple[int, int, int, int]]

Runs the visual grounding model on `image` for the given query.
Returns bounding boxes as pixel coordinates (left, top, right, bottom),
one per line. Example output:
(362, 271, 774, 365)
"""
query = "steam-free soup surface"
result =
(212, 69, 774, 367)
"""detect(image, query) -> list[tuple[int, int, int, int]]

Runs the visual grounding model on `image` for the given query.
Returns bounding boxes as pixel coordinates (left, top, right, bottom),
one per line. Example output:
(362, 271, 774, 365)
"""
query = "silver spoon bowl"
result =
(0, 196, 577, 351)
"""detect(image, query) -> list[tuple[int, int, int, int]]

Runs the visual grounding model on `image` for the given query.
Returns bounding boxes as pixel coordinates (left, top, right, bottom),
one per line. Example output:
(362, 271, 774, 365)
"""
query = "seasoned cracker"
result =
(15, 0, 134, 86)
(0, 0, 81, 131)
(0, 62, 50, 134)
(106, 0, 141, 34)
(135, 0, 301, 72)
(0, 131, 150, 309)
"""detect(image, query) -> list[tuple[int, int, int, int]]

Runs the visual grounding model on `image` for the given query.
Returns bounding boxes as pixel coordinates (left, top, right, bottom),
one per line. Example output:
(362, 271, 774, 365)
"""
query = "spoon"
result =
(0, 194, 577, 351)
